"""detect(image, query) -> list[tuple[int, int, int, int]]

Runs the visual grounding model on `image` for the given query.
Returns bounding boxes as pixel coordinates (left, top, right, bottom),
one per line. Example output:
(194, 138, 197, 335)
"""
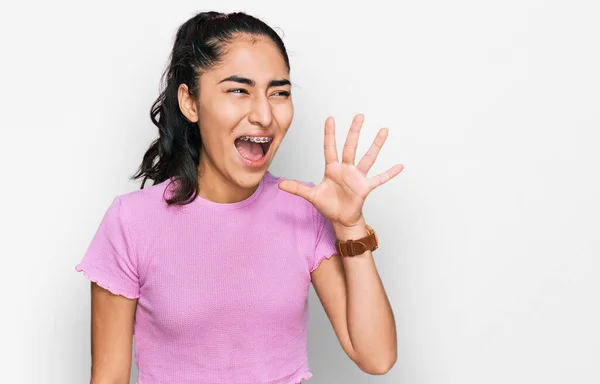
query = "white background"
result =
(1, 0, 599, 383)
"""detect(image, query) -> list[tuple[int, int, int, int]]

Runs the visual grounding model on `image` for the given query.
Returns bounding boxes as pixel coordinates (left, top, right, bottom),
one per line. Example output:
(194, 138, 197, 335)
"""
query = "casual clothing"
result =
(75, 171, 337, 384)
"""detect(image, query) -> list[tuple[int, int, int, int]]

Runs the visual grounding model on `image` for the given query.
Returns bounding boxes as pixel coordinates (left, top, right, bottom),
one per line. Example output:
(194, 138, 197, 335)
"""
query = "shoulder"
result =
(109, 178, 178, 227)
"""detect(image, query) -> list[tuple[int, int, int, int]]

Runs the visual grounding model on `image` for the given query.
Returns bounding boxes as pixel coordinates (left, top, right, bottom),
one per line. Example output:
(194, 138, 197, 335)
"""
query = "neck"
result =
(197, 155, 259, 204)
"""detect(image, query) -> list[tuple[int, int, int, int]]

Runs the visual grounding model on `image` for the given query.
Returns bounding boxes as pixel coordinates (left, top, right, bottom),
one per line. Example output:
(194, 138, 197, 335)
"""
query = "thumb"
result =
(278, 180, 315, 203)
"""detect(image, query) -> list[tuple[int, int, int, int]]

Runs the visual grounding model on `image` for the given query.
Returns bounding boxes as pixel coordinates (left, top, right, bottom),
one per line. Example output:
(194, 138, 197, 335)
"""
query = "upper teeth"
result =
(239, 136, 272, 143)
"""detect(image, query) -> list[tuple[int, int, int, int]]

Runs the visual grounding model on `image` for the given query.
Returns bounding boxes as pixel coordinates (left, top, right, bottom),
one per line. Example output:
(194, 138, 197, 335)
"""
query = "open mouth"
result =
(234, 135, 273, 162)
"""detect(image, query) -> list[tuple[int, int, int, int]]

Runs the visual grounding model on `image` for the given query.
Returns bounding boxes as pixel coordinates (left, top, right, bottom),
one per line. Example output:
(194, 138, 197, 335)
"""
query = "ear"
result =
(177, 83, 199, 123)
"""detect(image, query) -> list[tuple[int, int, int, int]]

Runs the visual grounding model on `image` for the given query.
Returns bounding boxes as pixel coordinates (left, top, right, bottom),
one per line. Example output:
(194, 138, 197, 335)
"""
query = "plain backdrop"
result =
(0, 0, 598, 383)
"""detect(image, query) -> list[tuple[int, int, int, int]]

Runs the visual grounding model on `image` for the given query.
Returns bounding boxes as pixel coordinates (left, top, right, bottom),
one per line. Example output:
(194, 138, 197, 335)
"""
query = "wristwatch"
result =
(335, 225, 379, 257)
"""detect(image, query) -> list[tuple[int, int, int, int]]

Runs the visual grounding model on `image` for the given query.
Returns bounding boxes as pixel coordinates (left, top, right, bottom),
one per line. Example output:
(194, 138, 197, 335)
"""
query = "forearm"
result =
(333, 217, 397, 374)
(90, 368, 130, 384)
(90, 378, 129, 384)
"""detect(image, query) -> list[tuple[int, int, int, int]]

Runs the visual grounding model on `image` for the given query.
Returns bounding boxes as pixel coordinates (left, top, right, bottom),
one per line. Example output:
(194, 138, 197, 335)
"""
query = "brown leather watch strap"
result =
(335, 225, 379, 257)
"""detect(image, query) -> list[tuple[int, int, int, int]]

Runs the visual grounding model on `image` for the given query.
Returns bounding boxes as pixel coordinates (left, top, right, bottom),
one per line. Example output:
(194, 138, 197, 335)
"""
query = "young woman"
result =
(75, 10, 403, 384)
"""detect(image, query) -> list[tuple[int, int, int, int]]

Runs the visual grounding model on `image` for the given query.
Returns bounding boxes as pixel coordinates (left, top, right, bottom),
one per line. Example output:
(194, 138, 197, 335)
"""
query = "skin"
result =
(90, 33, 403, 383)
(279, 114, 403, 374)
(179, 34, 294, 204)
(89, 283, 137, 383)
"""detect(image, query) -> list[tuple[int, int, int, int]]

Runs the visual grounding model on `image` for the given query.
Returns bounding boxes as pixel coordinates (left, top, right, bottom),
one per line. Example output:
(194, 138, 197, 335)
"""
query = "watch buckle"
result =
(348, 241, 366, 256)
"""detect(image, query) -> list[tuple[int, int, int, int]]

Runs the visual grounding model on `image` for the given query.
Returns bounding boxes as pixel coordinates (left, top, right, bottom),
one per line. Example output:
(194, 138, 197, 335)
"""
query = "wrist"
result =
(333, 219, 379, 257)
(333, 216, 368, 241)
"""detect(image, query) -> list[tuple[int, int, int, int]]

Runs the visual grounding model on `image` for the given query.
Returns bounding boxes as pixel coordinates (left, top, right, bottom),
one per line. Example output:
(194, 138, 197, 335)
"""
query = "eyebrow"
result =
(218, 75, 291, 88)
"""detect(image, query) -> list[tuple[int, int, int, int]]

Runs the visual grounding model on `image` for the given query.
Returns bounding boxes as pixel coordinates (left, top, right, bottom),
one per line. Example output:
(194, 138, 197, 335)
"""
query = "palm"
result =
(310, 162, 369, 225)
(279, 114, 404, 228)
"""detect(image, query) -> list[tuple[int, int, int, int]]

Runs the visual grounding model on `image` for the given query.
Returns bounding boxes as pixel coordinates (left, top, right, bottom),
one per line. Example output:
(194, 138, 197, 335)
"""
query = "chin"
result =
(229, 167, 268, 190)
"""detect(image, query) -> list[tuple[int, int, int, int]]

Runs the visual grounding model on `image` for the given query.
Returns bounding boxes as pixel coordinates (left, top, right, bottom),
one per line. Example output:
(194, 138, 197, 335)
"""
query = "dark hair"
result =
(131, 11, 290, 205)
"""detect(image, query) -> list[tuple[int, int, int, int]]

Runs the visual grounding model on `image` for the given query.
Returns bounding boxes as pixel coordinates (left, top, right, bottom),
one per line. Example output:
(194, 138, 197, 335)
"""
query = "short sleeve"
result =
(310, 208, 338, 273)
(75, 196, 140, 299)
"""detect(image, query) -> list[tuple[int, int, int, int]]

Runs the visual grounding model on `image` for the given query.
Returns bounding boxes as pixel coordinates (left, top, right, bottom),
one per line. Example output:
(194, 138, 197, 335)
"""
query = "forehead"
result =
(206, 35, 289, 84)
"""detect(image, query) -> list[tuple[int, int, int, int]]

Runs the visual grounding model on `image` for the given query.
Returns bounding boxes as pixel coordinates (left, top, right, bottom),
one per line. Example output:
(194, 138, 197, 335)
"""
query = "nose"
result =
(247, 95, 273, 128)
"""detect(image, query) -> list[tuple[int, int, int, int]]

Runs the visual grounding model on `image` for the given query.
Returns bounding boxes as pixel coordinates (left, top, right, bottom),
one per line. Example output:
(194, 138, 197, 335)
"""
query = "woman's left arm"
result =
(278, 113, 404, 375)
(311, 217, 396, 375)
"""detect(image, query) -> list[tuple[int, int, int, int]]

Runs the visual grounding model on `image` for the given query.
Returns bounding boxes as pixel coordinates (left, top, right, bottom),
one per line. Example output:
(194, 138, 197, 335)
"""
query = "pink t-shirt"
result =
(75, 170, 338, 384)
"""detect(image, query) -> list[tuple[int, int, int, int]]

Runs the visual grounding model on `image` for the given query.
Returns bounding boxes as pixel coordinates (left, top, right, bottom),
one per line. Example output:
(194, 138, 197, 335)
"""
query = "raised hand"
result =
(278, 114, 404, 229)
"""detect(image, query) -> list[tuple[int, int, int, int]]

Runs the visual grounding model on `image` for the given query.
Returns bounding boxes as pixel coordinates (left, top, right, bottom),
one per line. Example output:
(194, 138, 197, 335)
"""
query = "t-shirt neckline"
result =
(162, 171, 270, 210)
